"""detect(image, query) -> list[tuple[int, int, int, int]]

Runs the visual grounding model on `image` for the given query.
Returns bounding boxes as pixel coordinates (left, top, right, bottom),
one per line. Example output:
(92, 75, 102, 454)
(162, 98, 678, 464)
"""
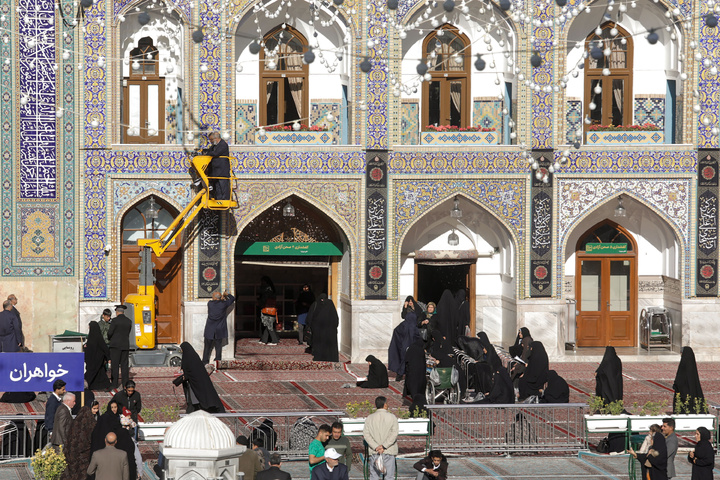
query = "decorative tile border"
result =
(388, 151, 526, 174)
(560, 150, 696, 174)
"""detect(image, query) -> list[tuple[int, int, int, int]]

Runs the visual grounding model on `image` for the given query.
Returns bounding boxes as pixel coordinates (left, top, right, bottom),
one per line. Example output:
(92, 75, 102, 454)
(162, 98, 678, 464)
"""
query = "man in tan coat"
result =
(87, 432, 130, 480)
(362, 396, 399, 480)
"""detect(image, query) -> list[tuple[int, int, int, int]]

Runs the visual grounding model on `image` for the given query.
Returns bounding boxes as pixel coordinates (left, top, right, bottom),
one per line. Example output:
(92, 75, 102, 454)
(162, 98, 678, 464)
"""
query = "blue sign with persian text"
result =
(0, 353, 84, 391)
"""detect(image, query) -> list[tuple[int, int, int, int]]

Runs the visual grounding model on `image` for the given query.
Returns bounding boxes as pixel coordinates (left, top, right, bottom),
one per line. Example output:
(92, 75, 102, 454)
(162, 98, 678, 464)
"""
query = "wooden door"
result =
(576, 256, 636, 347)
(121, 198, 183, 344)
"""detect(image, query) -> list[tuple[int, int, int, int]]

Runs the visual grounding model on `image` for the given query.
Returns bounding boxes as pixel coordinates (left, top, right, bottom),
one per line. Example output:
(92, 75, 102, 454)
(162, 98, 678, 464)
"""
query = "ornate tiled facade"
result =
(3, 0, 720, 357)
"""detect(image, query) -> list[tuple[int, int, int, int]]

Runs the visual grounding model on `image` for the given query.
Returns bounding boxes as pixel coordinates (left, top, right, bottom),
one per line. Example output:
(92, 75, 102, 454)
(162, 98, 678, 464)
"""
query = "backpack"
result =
(289, 416, 317, 451)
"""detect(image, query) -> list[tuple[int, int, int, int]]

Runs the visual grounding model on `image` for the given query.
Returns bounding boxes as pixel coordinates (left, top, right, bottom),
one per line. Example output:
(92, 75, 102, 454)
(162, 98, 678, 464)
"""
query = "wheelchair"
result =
(425, 366, 461, 404)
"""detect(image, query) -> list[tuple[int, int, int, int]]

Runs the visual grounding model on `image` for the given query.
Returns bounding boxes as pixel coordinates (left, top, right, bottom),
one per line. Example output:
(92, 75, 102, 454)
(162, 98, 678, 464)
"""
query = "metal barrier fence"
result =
(427, 403, 588, 455)
(209, 411, 345, 459)
(0, 415, 48, 459)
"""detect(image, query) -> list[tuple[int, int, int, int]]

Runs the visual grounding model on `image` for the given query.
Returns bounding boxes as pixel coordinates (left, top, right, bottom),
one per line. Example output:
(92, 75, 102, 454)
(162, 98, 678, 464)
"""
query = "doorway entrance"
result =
(121, 196, 183, 344)
(576, 221, 637, 347)
(415, 259, 476, 333)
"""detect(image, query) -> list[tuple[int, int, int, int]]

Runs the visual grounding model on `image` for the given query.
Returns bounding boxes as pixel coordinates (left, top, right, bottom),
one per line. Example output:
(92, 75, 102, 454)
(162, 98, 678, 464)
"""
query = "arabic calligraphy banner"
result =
(697, 150, 719, 297)
(530, 150, 553, 297)
(0, 353, 84, 391)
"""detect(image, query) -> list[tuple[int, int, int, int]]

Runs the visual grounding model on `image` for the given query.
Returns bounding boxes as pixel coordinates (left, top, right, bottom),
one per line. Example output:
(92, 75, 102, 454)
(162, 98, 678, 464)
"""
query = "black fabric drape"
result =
(434, 290, 458, 345)
(541, 370, 569, 403)
(454, 289, 470, 340)
(430, 329, 454, 367)
(518, 341, 549, 399)
(388, 312, 420, 376)
(674, 346, 706, 413)
(404, 340, 427, 398)
(180, 342, 225, 413)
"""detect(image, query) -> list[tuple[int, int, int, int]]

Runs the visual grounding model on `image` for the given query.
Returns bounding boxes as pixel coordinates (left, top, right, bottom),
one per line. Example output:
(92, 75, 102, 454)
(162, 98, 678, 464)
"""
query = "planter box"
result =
(340, 417, 430, 436)
(628, 415, 665, 431)
(672, 414, 716, 431)
(255, 131, 333, 145)
(420, 131, 500, 145)
(138, 421, 175, 441)
(584, 414, 629, 433)
(586, 130, 664, 145)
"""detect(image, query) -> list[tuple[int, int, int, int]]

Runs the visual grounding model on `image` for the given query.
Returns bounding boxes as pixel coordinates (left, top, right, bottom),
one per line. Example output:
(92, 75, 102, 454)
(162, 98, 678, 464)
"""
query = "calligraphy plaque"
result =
(366, 151, 387, 189)
(530, 151, 553, 297)
(0, 353, 84, 392)
(366, 192, 386, 255)
(198, 210, 221, 298)
(366, 259, 387, 298)
(697, 149, 719, 297)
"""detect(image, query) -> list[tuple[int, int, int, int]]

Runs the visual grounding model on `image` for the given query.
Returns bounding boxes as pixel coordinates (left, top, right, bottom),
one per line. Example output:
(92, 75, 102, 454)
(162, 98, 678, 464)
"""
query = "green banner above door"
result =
(585, 243, 628, 254)
(236, 242, 343, 256)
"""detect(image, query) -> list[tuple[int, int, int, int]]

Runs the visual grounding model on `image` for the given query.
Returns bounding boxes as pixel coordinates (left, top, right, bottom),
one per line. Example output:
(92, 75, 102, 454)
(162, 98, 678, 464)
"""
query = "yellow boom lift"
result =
(122, 155, 236, 364)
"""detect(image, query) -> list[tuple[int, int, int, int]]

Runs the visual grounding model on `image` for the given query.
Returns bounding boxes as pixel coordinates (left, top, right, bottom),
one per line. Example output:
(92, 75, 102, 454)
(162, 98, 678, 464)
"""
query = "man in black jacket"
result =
(413, 450, 448, 480)
(257, 454, 291, 480)
(203, 291, 235, 364)
(201, 131, 230, 200)
(108, 305, 133, 389)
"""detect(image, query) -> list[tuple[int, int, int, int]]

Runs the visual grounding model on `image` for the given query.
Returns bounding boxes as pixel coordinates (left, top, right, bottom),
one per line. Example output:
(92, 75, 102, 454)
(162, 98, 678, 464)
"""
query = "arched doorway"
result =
(233, 196, 350, 337)
(121, 196, 183, 344)
(575, 220, 638, 347)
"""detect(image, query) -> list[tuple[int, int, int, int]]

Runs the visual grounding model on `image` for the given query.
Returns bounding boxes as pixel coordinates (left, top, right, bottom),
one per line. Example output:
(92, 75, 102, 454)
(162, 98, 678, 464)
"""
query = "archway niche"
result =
(564, 195, 682, 349)
(399, 194, 517, 346)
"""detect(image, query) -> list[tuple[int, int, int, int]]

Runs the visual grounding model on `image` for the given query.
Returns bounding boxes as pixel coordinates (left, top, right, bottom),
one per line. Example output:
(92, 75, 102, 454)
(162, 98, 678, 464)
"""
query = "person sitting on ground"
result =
(309, 424, 332, 472)
(540, 370, 570, 403)
(310, 448, 349, 480)
(237, 435, 263, 480)
(111, 380, 142, 423)
(517, 341, 549, 401)
(413, 450, 448, 480)
(257, 453, 292, 480)
(325, 422, 352, 471)
(357, 355, 389, 388)
(252, 437, 271, 470)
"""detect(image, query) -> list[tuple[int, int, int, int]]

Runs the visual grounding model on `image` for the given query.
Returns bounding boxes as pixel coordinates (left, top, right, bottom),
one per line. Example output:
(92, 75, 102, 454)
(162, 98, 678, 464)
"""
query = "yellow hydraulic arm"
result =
(125, 154, 237, 349)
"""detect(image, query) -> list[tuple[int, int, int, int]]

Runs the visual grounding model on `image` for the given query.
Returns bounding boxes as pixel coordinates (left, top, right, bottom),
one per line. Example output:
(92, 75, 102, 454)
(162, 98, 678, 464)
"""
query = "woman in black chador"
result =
(630, 430, 668, 480)
(357, 355, 389, 388)
(85, 320, 111, 390)
(518, 341, 549, 401)
(595, 346, 623, 405)
(673, 346, 706, 413)
(404, 339, 427, 398)
(688, 427, 715, 480)
(307, 294, 339, 362)
(178, 342, 225, 413)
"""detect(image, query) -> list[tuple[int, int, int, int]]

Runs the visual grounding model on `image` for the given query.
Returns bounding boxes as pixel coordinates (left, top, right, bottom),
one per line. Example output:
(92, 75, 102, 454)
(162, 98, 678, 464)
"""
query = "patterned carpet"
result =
(4, 338, 720, 479)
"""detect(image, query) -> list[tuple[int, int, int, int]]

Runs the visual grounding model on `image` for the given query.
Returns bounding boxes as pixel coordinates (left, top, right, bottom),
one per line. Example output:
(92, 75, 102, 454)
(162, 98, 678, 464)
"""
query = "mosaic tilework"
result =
(556, 178, 692, 296)
(473, 98, 503, 133)
(115, 0, 192, 23)
(400, 100, 419, 145)
(198, 0, 221, 130)
(165, 100, 178, 144)
(18, 0, 56, 199)
(235, 151, 365, 174)
(310, 101, 341, 144)
(420, 131, 499, 145)
(84, 1, 106, 149)
(393, 179, 526, 238)
(565, 100, 582, 144)
(634, 96, 665, 129)
(586, 131, 665, 145)
(699, 10, 720, 148)
(18, 205, 59, 262)
(365, 0, 388, 149)
(388, 152, 526, 175)
(531, 1, 553, 149)
(235, 101, 256, 145)
(560, 150, 696, 174)
(112, 180, 192, 217)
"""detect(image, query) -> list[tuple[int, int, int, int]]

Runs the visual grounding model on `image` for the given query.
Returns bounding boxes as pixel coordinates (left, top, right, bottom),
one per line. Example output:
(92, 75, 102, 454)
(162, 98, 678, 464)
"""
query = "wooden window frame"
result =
(583, 22, 633, 136)
(123, 37, 165, 144)
(259, 25, 309, 127)
(421, 24, 471, 129)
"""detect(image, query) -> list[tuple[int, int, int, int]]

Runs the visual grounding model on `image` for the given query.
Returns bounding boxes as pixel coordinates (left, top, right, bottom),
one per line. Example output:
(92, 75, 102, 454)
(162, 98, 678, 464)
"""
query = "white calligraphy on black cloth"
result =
(367, 195, 386, 253)
(698, 193, 718, 253)
(531, 194, 552, 255)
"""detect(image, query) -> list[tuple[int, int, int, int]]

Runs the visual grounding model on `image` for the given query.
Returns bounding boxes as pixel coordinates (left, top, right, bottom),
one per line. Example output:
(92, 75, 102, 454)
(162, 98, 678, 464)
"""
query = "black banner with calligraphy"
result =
(198, 210, 222, 298)
(697, 149, 719, 297)
(530, 150, 553, 297)
(365, 150, 388, 299)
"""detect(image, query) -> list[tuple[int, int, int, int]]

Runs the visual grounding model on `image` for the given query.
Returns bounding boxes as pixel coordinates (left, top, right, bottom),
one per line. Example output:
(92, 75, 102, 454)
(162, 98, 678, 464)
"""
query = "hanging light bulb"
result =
(146, 196, 159, 220)
(450, 196, 462, 218)
(614, 195, 627, 218)
(448, 229, 460, 246)
(283, 198, 296, 217)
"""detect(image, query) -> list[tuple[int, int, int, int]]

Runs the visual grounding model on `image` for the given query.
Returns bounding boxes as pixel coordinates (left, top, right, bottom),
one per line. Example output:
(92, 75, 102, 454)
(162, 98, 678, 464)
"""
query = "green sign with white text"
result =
(585, 243, 628, 254)
(236, 242, 343, 256)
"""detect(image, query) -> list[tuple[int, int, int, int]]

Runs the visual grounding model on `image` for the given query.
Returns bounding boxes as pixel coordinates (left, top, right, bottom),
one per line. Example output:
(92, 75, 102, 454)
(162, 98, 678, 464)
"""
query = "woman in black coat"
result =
(357, 355, 389, 388)
(85, 321, 111, 390)
(688, 427, 715, 479)
(404, 339, 427, 398)
(518, 341, 549, 401)
(596, 346, 623, 405)
(674, 347, 706, 413)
